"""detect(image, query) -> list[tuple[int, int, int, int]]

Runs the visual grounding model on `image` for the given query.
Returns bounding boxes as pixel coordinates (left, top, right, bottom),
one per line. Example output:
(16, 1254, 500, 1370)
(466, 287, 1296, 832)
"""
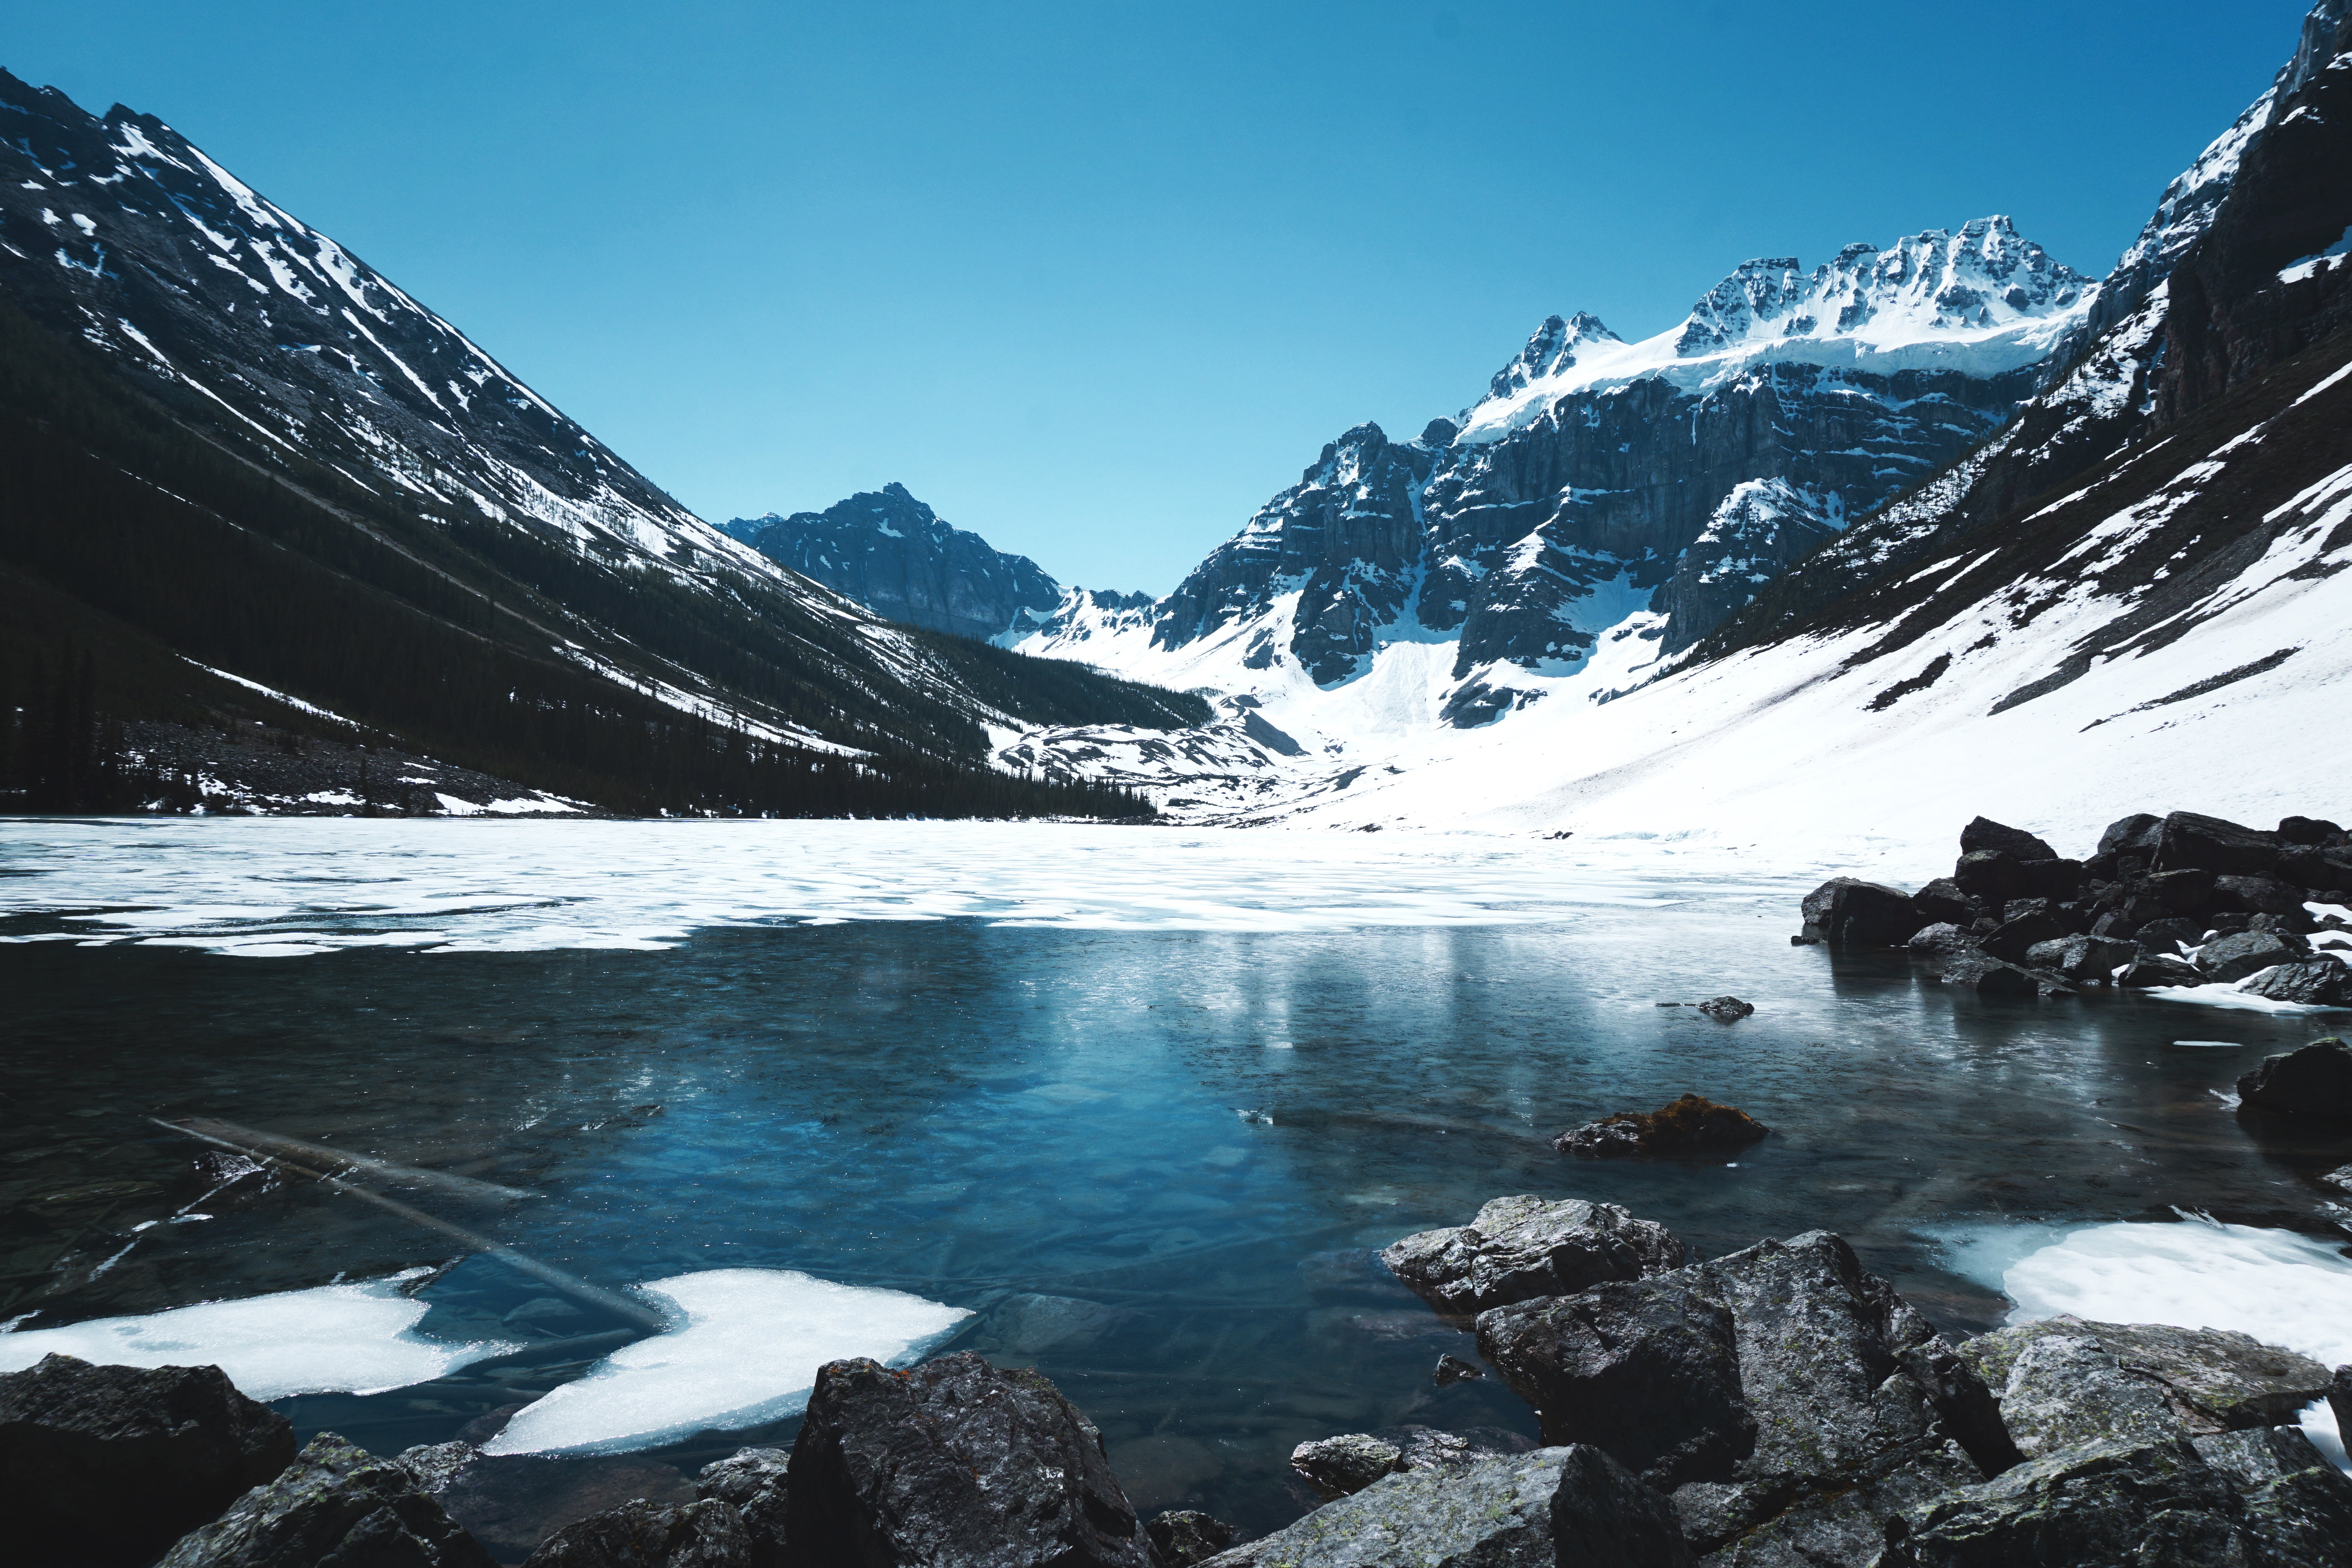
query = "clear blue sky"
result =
(5, 1, 2311, 592)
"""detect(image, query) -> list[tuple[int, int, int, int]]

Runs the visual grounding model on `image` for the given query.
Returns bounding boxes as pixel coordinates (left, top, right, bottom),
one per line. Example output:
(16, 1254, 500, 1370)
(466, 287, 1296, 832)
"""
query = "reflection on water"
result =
(4, 862, 2348, 1544)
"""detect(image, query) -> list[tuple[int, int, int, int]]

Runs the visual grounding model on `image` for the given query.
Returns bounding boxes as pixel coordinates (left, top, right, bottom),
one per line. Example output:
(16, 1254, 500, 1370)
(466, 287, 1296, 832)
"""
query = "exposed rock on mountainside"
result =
(723, 484, 1064, 642)
(0, 71, 1187, 818)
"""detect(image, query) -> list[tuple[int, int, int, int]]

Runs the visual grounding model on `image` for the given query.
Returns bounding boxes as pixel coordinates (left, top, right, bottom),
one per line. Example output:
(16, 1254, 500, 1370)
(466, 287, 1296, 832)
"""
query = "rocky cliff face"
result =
(724, 484, 1062, 642)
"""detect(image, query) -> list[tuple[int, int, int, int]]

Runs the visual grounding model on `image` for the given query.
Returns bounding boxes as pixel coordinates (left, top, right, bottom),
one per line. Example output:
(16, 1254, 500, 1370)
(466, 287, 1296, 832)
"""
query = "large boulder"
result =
(2195, 929, 2307, 984)
(1800, 879, 1925, 946)
(2151, 811, 2281, 878)
(1198, 1445, 1693, 1568)
(2236, 1038, 2352, 1118)
(2117, 951, 2202, 988)
(1979, 909, 2067, 964)
(695, 1449, 788, 1568)
(1379, 1196, 1688, 1316)
(2239, 958, 2352, 1005)
(1553, 1095, 1771, 1158)
(1907, 923, 1977, 954)
(780, 1353, 1150, 1568)
(1882, 1436, 2253, 1566)
(1144, 1512, 1234, 1568)
(0, 1354, 297, 1568)
(159, 1433, 497, 1568)
(2210, 874, 2307, 918)
(2144, 868, 2216, 914)
(2278, 816, 2345, 846)
(521, 1499, 751, 1568)
(2192, 1425, 2352, 1566)
(1956, 1319, 2330, 1437)
(2020, 936, 2136, 985)
(1477, 1232, 2014, 1555)
(2278, 844, 2349, 892)
(1977, 1336, 2189, 1458)
(2097, 813, 2163, 856)
(1911, 880, 1975, 927)
(1938, 951, 2067, 997)
(1289, 1427, 1530, 1500)
(1960, 817, 2059, 861)
(1951, 852, 2029, 903)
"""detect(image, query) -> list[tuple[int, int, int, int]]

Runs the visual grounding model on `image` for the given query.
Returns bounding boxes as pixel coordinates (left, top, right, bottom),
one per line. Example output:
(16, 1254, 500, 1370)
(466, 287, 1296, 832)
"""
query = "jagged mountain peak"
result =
(1486, 310, 1621, 400)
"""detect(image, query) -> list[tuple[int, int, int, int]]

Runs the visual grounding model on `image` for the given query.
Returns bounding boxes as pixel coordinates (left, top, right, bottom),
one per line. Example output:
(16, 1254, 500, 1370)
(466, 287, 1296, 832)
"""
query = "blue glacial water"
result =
(3, 818, 2348, 1552)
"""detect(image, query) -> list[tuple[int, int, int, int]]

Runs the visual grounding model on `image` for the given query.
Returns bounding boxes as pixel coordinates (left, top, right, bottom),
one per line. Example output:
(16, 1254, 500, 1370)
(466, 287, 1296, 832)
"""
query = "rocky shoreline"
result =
(1797, 811, 2352, 1005)
(11, 1188, 2352, 1568)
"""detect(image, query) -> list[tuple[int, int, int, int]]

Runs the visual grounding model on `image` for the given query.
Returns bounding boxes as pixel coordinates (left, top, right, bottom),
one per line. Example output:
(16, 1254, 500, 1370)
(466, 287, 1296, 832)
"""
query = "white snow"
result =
(0, 1273, 516, 1397)
(484, 1270, 969, 1454)
(181, 660, 360, 727)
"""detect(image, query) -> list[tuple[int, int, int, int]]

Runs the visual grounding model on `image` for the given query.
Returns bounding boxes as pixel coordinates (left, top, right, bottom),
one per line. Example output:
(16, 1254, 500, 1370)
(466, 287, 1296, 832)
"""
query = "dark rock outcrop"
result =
(780, 1353, 1149, 1568)
(2021, 935, 2136, 984)
(2194, 929, 2306, 984)
(521, 1499, 751, 1568)
(2239, 958, 2352, 1005)
(1434, 1354, 1484, 1387)
(1696, 996, 1755, 1022)
(1289, 1434, 1405, 1500)
(1199, 1445, 1693, 1568)
(0, 1354, 297, 1568)
(1882, 1436, 2256, 1567)
(2192, 1424, 2352, 1568)
(2118, 951, 2203, 987)
(1144, 1511, 1235, 1568)
(1938, 950, 2067, 996)
(1907, 922, 1977, 953)
(1380, 1196, 1688, 1316)
(2152, 811, 2282, 878)
(1960, 817, 2058, 862)
(159, 1433, 497, 1568)
(1980, 909, 2068, 964)
(1912, 880, 1975, 927)
(695, 1450, 789, 1568)
(2236, 1038, 2352, 1118)
(1553, 1095, 1771, 1158)
(1957, 1318, 2331, 1437)
(1800, 879, 1926, 947)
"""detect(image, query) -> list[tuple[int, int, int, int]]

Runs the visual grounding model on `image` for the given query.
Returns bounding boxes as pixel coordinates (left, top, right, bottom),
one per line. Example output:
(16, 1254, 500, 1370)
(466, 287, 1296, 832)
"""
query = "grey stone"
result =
(1938, 950, 2066, 996)
(2020, 935, 2136, 984)
(2334, 1364, 2352, 1439)
(2193, 1426, 2352, 1567)
(1199, 1445, 1693, 1568)
(1381, 1196, 1689, 1316)
(1960, 817, 2059, 862)
(1800, 879, 1925, 947)
(160, 1433, 497, 1568)
(1290, 1434, 1405, 1500)
(2153, 812, 2283, 878)
(1146, 1511, 1236, 1568)
(0, 1354, 298, 1568)
(695, 1449, 788, 1568)
(1434, 1354, 1485, 1387)
(2197, 930, 2307, 984)
(1881, 1437, 2250, 1566)
(2118, 951, 2203, 987)
(522, 1500, 750, 1568)
(1906, 922, 1976, 953)
(1696, 996, 1756, 1022)
(1690, 1435, 1978, 1566)
(2239, 958, 2352, 1004)
(1989, 1336, 2187, 1457)
(1956, 1318, 2330, 1434)
(781, 1352, 1150, 1567)
(396, 1442, 478, 1495)
(2237, 1038, 2352, 1118)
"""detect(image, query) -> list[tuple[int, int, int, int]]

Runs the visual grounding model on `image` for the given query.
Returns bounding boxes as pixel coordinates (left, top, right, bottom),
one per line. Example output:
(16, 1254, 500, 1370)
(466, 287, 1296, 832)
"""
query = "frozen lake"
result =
(4, 817, 2348, 1549)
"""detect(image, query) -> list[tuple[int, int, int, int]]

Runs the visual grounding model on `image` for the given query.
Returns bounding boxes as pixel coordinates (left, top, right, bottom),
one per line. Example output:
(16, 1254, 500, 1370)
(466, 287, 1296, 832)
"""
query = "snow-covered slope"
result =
(1001, 0, 2352, 848)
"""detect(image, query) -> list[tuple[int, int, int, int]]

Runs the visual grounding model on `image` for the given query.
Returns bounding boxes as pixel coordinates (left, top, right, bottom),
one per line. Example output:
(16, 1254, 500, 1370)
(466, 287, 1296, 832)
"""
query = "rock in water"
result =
(1144, 1511, 1234, 1568)
(160, 1433, 497, 1568)
(1434, 1354, 1485, 1387)
(1959, 817, 2059, 862)
(1956, 1318, 2329, 1436)
(695, 1449, 789, 1568)
(1911, 880, 1975, 927)
(523, 1500, 750, 1568)
(2118, 951, 2202, 988)
(1290, 1433, 1405, 1499)
(2021, 935, 2136, 984)
(396, 1442, 478, 1495)
(0, 1353, 297, 1568)
(1198, 1445, 1693, 1568)
(781, 1352, 1150, 1567)
(1799, 879, 1924, 946)
(1937, 950, 2063, 996)
(1380, 1196, 1688, 1315)
(2236, 1038, 2352, 1118)
(1696, 996, 1755, 1022)
(2240, 958, 2352, 1005)
(1553, 1095, 1770, 1158)
(1907, 922, 1977, 953)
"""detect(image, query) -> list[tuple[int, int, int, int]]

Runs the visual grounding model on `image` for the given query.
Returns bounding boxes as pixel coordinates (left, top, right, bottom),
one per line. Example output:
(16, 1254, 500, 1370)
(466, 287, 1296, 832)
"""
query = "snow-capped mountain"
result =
(996, 0, 2351, 840)
(0, 69, 1194, 814)
(722, 484, 1063, 642)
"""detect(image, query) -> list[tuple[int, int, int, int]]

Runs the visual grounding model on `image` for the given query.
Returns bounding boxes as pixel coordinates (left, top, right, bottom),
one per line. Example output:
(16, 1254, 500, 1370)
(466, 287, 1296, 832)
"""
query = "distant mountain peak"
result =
(1486, 310, 1621, 400)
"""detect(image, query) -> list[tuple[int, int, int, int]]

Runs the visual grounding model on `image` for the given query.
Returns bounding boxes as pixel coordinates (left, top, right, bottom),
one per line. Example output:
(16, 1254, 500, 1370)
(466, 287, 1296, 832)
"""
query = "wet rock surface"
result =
(1379, 1196, 1688, 1316)
(1956, 1317, 2332, 1436)
(0, 1352, 297, 1568)
(160, 1432, 498, 1568)
(781, 1352, 1151, 1568)
(521, 1500, 750, 1568)
(1800, 880, 1926, 947)
(1553, 1095, 1771, 1158)
(1695, 996, 1755, 1022)
(693, 1450, 788, 1568)
(1145, 1510, 1236, 1568)
(2237, 1038, 2352, 1118)
(1201, 1445, 1694, 1568)
(1289, 1434, 1405, 1500)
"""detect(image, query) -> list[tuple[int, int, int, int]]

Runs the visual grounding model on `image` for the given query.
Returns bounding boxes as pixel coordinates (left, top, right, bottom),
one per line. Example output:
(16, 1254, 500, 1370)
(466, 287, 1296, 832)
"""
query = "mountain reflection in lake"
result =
(4, 820, 2346, 1546)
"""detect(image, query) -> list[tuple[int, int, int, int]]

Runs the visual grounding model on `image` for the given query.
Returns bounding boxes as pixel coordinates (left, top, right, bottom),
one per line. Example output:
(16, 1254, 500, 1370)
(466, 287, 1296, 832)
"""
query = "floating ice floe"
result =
(0, 1272, 516, 1398)
(1958, 1216, 2352, 1471)
(484, 1268, 971, 1455)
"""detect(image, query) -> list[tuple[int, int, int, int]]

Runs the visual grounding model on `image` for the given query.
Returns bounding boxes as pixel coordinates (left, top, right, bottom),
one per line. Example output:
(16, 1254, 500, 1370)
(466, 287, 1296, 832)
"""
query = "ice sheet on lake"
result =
(0, 818, 1770, 957)
(484, 1268, 970, 1454)
(1959, 1216, 2352, 1472)
(0, 1274, 516, 1397)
